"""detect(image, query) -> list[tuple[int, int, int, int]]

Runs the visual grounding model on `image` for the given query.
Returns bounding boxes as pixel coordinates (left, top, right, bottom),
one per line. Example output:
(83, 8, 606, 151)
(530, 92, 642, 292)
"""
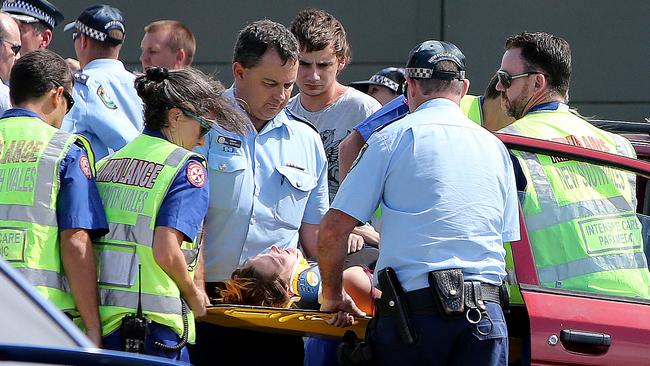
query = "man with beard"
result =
(497, 32, 650, 298)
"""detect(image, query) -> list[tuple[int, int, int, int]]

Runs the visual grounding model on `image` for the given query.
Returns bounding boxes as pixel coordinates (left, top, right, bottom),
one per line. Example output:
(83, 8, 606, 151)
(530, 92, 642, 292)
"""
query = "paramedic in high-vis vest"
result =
(0, 49, 108, 345)
(497, 31, 650, 298)
(94, 66, 247, 362)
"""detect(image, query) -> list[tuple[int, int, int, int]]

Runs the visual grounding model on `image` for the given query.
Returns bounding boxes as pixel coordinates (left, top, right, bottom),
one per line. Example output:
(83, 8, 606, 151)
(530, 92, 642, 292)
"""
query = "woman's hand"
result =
(186, 285, 208, 319)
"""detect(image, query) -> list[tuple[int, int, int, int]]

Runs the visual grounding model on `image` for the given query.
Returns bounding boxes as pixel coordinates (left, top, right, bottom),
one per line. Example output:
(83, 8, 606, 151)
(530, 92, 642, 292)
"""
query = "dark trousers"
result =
(103, 321, 190, 363)
(189, 321, 304, 366)
(370, 302, 508, 366)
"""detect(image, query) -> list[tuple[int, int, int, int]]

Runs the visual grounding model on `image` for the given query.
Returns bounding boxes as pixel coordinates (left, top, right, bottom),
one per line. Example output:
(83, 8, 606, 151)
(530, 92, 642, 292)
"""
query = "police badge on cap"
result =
(63, 4, 125, 45)
(1, 0, 64, 29)
(405, 40, 466, 80)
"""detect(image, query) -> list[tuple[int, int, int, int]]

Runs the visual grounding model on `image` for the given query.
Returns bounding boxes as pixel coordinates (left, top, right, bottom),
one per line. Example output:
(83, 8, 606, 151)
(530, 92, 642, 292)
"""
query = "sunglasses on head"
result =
(180, 108, 215, 137)
(51, 80, 75, 113)
(0, 39, 20, 56)
(496, 70, 546, 89)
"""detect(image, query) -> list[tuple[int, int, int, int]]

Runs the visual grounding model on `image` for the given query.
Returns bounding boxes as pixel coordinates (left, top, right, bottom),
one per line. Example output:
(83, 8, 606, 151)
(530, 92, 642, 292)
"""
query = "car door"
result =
(499, 134, 650, 366)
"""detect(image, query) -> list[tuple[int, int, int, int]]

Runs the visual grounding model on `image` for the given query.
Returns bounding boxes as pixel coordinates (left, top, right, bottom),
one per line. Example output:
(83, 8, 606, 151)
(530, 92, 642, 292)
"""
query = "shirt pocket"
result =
(207, 152, 247, 210)
(274, 165, 318, 229)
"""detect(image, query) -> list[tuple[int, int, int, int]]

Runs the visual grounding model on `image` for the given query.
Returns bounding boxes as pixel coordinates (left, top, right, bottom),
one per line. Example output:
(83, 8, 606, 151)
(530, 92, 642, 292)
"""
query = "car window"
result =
(516, 155, 650, 301)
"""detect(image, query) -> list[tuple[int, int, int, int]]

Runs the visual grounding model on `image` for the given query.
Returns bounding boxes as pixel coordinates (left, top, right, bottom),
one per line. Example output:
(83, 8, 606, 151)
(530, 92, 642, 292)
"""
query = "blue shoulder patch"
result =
(374, 113, 409, 133)
(285, 109, 318, 134)
(73, 72, 89, 86)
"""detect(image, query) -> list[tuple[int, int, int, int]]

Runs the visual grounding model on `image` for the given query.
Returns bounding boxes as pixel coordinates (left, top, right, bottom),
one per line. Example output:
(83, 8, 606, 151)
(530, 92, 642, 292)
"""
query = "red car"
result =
(498, 131, 650, 366)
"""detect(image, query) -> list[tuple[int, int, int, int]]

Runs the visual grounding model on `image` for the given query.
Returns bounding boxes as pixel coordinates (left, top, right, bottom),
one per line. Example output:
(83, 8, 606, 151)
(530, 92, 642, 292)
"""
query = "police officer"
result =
(349, 67, 406, 106)
(0, 12, 20, 115)
(318, 40, 520, 365)
(1, 0, 63, 54)
(191, 19, 328, 366)
(0, 49, 108, 345)
(61, 4, 143, 159)
(339, 73, 514, 184)
(496, 31, 650, 298)
(140, 20, 196, 70)
(95, 67, 246, 361)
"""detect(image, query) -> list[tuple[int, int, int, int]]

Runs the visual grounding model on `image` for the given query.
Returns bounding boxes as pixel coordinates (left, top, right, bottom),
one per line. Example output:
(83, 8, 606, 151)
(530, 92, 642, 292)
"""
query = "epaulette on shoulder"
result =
(374, 114, 408, 134)
(73, 72, 89, 86)
(285, 109, 318, 134)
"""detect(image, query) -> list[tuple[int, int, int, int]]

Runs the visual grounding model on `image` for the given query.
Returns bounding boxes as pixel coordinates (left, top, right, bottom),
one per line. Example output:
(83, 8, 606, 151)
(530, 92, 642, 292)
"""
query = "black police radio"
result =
(120, 264, 150, 353)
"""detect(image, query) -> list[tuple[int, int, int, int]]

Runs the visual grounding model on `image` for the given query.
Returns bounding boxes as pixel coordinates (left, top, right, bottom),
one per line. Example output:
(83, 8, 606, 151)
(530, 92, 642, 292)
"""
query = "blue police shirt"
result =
(62, 59, 144, 160)
(1, 108, 108, 238)
(355, 95, 409, 142)
(333, 98, 520, 291)
(195, 87, 329, 282)
(142, 129, 209, 242)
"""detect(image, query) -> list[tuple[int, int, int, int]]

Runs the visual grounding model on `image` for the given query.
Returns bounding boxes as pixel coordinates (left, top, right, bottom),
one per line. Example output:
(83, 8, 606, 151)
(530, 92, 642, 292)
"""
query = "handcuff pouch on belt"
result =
(428, 269, 494, 335)
(427, 268, 465, 319)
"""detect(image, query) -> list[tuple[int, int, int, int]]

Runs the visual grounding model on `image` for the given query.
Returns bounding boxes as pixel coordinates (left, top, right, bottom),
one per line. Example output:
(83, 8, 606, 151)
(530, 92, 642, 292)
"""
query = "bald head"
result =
(0, 12, 20, 82)
(0, 12, 18, 40)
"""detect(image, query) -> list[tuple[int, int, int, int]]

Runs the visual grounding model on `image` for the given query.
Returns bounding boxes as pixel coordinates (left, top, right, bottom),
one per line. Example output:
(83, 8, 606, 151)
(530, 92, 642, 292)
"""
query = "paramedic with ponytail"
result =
(95, 66, 247, 361)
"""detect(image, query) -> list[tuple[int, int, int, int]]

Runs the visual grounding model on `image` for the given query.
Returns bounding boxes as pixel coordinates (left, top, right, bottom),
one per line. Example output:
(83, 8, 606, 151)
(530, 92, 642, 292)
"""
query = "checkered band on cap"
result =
(75, 20, 108, 42)
(2, 0, 55, 28)
(405, 68, 466, 80)
(370, 74, 400, 92)
(405, 68, 434, 79)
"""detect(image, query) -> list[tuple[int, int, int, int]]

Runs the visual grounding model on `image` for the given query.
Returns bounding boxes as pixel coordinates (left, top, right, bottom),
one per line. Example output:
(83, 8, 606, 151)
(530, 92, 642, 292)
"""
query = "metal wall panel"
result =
(47, 0, 649, 120)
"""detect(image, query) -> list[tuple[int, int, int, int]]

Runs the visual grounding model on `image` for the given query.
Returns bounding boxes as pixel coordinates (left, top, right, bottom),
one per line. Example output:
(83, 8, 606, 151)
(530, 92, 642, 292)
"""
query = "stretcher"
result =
(205, 304, 370, 340)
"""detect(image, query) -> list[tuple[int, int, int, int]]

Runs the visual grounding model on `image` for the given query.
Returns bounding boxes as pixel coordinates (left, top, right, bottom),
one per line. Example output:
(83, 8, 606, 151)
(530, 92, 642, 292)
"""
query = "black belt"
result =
(404, 282, 501, 313)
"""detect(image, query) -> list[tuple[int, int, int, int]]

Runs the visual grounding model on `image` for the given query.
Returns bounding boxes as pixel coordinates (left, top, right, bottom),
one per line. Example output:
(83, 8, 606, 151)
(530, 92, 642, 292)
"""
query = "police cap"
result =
(405, 40, 466, 80)
(63, 4, 125, 45)
(349, 67, 406, 95)
(1, 0, 64, 29)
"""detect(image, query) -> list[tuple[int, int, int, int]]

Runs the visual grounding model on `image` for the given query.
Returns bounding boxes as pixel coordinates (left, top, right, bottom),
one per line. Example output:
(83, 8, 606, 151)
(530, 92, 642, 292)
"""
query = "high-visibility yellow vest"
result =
(459, 94, 483, 126)
(0, 116, 94, 312)
(94, 134, 202, 340)
(501, 108, 650, 298)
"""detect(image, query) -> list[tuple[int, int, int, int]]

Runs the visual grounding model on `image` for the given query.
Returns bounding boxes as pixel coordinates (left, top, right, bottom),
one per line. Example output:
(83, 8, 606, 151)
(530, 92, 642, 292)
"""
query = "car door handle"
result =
(560, 329, 611, 347)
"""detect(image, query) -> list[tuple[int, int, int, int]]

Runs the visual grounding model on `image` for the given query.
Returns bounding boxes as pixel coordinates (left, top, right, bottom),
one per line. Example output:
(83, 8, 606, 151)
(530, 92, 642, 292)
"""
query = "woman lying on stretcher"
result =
(213, 246, 380, 315)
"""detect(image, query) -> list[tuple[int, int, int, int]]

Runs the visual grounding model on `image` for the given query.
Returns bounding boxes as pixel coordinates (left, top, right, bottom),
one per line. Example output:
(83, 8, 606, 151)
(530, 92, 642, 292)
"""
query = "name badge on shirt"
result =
(217, 135, 242, 148)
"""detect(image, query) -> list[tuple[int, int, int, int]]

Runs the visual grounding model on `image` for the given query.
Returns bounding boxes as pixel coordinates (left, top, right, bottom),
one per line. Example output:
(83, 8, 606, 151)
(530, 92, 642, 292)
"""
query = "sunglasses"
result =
(72, 31, 80, 42)
(0, 39, 21, 56)
(51, 80, 75, 113)
(180, 108, 215, 137)
(496, 70, 546, 89)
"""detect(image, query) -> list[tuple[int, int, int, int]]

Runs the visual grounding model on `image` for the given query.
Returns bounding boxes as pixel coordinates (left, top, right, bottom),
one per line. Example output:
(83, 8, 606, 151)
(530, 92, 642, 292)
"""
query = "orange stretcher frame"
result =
(205, 304, 370, 340)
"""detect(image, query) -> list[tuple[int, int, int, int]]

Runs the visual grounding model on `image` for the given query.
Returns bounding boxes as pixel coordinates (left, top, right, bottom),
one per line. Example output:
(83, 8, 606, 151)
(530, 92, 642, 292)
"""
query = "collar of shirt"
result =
(224, 86, 288, 136)
(82, 58, 127, 73)
(0, 107, 42, 121)
(415, 97, 459, 112)
(527, 101, 569, 114)
(142, 128, 168, 141)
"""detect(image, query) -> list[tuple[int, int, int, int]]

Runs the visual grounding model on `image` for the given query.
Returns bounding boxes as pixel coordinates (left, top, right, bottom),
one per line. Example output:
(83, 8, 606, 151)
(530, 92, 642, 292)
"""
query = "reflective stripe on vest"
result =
(16, 267, 69, 292)
(538, 251, 648, 284)
(99, 288, 182, 315)
(104, 215, 154, 246)
(517, 150, 634, 232)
